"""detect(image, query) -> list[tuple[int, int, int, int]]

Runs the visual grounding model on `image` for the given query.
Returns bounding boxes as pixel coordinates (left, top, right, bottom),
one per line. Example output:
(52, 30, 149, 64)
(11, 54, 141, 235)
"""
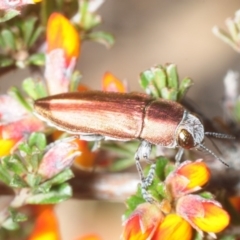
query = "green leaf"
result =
(160, 87, 178, 101)
(28, 132, 47, 151)
(153, 66, 167, 93)
(39, 169, 74, 193)
(27, 183, 72, 204)
(178, 77, 193, 101)
(233, 100, 240, 122)
(29, 152, 41, 170)
(22, 78, 39, 100)
(8, 87, 32, 112)
(87, 31, 115, 48)
(0, 162, 11, 185)
(155, 156, 169, 180)
(21, 17, 38, 47)
(22, 78, 47, 100)
(164, 163, 175, 177)
(9, 208, 27, 223)
(109, 157, 135, 172)
(18, 143, 32, 155)
(166, 64, 179, 89)
(125, 195, 145, 213)
(199, 191, 214, 200)
(0, 9, 19, 23)
(156, 182, 167, 198)
(1, 29, 16, 51)
(27, 53, 45, 66)
(69, 71, 82, 92)
(0, 56, 14, 67)
(2, 218, 19, 230)
(139, 69, 160, 97)
(10, 174, 28, 188)
(26, 173, 42, 188)
(29, 26, 44, 48)
(2, 155, 26, 175)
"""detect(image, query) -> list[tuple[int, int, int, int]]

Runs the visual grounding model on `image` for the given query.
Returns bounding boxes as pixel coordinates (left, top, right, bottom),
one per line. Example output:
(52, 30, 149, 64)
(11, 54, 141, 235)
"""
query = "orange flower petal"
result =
(75, 234, 102, 240)
(102, 72, 127, 93)
(176, 160, 210, 189)
(122, 203, 163, 240)
(152, 214, 192, 240)
(78, 84, 90, 92)
(192, 201, 230, 233)
(229, 196, 240, 212)
(166, 160, 210, 197)
(0, 139, 18, 157)
(47, 13, 80, 66)
(28, 205, 60, 240)
(177, 195, 230, 233)
(73, 139, 97, 170)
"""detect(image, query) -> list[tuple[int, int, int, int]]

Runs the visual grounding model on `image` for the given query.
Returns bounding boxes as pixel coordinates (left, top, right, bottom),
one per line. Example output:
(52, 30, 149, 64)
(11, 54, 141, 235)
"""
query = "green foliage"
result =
(0, 133, 74, 229)
(139, 64, 193, 101)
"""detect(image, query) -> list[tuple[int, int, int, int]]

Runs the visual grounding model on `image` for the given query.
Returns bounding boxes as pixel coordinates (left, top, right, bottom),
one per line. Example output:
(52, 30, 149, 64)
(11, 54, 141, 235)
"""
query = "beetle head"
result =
(175, 111, 232, 167)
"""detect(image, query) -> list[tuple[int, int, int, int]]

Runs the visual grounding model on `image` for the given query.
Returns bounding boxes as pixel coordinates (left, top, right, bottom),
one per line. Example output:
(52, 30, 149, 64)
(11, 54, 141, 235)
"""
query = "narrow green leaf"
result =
(233, 101, 240, 122)
(160, 87, 178, 101)
(109, 158, 135, 172)
(9, 208, 27, 223)
(22, 78, 39, 100)
(10, 174, 28, 188)
(28, 132, 47, 151)
(125, 195, 145, 216)
(156, 182, 167, 198)
(18, 143, 32, 155)
(0, 9, 19, 23)
(21, 17, 37, 47)
(1, 29, 16, 50)
(139, 69, 160, 97)
(29, 152, 41, 170)
(27, 183, 72, 204)
(166, 64, 179, 89)
(39, 169, 74, 193)
(178, 77, 193, 100)
(27, 53, 45, 66)
(155, 156, 169, 180)
(8, 87, 32, 112)
(2, 218, 19, 230)
(153, 66, 167, 92)
(87, 31, 115, 48)
(225, 19, 239, 43)
(29, 26, 44, 48)
(0, 162, 11, 185)
(70, 71, 82, 92)
(2, 154, 26, 175)
(0, 56, 14, 67)
(26, 173, 42, 188)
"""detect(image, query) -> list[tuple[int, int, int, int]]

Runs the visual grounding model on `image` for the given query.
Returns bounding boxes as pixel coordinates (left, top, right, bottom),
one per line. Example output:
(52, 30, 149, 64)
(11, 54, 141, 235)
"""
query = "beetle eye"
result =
(177, 129, 195, 149)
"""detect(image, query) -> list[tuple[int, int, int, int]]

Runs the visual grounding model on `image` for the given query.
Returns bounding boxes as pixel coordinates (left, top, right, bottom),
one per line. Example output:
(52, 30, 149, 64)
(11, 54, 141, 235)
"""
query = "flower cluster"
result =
(122, 160, 230, 240)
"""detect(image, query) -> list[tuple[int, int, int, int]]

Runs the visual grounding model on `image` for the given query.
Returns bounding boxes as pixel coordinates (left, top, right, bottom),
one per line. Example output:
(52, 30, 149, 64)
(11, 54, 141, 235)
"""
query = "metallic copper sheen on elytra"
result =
(34, 91, 185, 145)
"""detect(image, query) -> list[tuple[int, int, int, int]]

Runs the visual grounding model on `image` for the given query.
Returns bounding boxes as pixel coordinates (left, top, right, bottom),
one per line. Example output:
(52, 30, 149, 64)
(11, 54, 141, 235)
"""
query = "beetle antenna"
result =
(198, 143, 229, 167)
(205, 132, 235, 140)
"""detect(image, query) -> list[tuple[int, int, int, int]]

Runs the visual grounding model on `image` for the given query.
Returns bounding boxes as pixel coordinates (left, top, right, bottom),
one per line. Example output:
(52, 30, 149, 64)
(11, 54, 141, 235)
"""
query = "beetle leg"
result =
(134, 140, 152, 179)
(78, 134, 104, 152)
(135, 141, 156, 202)
(175, 147, 184, 164)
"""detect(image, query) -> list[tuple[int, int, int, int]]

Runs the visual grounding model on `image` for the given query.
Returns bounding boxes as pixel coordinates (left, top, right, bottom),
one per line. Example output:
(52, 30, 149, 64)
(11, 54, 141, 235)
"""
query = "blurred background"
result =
(1, 0, 240, 239)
